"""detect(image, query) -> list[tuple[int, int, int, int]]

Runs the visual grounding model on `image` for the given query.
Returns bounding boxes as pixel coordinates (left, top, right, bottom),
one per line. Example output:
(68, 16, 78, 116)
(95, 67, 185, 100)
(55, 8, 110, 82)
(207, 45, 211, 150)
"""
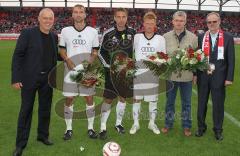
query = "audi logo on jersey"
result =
(141, 47, 155, 52)
(72, 39, 86, 45)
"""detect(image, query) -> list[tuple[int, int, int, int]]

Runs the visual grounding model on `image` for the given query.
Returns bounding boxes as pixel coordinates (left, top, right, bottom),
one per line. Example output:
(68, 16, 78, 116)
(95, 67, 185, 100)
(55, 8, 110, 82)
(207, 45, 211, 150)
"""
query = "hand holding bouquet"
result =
(70, 60, 103, 87)
(144, 48, 209, 78)
(143, 51, 169, 78)
(110, 53, 137, 85)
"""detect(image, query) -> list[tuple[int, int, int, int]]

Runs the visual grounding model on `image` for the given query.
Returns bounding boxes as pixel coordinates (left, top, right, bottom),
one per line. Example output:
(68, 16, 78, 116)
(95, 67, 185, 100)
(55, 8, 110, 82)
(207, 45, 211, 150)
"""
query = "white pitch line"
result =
(192, 89, 240, 128)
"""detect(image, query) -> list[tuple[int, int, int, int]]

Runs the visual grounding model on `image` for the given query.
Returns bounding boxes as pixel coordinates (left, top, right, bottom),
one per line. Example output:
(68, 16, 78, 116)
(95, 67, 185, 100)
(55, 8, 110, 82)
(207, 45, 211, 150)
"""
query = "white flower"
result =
(183, 49, 188, 55)
(181, 56, 189, 65)
(176, 54, 180, 59)
(196, 49, 202, 54)
(209, 63, 215, 70)
(74, 64, 84, 71)
(155, 58, 166, 64)
(189, 58, 198, 64)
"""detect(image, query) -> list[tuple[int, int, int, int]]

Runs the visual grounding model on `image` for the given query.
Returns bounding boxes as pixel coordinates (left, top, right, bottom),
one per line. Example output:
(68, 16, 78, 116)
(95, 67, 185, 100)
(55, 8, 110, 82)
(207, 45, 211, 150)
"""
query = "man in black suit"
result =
(11, 8, 58, 156)
(195, 12, 235, 141)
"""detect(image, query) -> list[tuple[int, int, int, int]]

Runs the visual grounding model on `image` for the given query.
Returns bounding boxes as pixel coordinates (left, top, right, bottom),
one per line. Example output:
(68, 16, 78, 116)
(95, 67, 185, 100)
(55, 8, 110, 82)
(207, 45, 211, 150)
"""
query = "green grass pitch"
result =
(0, 40, 239, 156)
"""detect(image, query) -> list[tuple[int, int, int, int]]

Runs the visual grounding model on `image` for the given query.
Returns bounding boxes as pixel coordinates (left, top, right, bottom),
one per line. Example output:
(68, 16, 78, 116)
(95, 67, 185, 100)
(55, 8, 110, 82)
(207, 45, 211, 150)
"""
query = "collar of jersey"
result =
(114, 25, 128, 33)
(142, 32, 157, 40)
(73, 24, 87, 32)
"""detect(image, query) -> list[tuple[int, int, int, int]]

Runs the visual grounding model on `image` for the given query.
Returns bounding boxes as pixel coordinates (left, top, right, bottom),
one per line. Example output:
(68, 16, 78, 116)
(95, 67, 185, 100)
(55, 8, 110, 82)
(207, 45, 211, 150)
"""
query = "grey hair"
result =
(206, 12, 221, 20)
(172, 11, 187, 20)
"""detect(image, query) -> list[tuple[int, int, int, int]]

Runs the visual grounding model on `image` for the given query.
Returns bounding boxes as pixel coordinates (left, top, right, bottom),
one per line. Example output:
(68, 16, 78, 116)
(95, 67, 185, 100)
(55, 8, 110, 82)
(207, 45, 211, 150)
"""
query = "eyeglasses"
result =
(207, 21, 218, 24)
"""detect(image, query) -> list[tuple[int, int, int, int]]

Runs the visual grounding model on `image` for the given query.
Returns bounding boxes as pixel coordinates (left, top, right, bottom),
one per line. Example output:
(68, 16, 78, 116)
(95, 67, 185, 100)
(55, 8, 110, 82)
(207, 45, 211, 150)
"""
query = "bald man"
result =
(12, 8, 58, 156)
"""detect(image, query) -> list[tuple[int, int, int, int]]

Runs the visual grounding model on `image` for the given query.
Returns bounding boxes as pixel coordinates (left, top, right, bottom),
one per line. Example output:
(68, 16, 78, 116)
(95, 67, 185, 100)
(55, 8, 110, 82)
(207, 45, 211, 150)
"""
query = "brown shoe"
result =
(183, 128, 192, 137)
(161, 127, 169, 134)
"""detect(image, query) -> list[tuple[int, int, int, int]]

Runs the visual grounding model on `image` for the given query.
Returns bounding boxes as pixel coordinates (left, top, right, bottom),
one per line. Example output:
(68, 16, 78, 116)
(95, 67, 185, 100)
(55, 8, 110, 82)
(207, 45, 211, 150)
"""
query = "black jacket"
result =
(197, 31, 235, 88)
(99, 25, 135, 68)
(11, 27, 59, 89)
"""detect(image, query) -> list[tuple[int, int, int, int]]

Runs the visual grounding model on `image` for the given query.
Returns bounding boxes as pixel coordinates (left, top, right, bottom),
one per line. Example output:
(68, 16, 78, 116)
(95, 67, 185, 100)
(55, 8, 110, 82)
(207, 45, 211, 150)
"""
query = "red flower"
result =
(157, 52, 168, 60)
(116, 53, 126, 62)
(149, 55, 157, 61)
(188, 48, 194, 54)
(197, 53, 201, 61)
(82, 78, 97, 87)
(127, 60, 134, 69)
(163, 55, 169, 60)
(189, 53, 194, 58)
(187, 48, 195, 58)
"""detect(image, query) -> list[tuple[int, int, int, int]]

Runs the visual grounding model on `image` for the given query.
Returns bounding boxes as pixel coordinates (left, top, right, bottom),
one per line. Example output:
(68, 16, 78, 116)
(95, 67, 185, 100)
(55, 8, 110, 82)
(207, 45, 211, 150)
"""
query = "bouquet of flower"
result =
(70, 60, 103, 87)
(143, 48, 209, 78)
(143, 51, 169, 77)
(110, 53, 137, 85)
(166, 48, 209, 77)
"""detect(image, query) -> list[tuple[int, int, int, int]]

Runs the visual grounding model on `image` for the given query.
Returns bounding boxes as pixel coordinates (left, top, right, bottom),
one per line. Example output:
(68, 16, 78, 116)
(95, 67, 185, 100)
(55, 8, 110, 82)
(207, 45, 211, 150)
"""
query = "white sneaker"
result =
(148, 123, 160, 134)
(129, 124, 140, 134)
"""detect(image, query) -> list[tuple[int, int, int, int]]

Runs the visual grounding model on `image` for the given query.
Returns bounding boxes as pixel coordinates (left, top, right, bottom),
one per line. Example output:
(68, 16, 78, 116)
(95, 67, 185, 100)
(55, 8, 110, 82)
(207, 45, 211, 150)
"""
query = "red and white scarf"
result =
(202, 29, 224, 61)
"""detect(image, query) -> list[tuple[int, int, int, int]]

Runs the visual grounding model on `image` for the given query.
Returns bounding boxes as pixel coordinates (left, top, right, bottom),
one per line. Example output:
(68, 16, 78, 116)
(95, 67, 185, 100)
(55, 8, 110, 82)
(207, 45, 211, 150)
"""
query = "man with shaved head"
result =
(11, 8, 58, 156)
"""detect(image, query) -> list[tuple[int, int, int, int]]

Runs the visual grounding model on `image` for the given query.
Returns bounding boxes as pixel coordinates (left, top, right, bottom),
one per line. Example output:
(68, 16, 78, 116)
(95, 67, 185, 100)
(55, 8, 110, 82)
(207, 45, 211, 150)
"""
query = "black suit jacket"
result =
(11, 27, 59, 89)
(197, 31, 235, 88)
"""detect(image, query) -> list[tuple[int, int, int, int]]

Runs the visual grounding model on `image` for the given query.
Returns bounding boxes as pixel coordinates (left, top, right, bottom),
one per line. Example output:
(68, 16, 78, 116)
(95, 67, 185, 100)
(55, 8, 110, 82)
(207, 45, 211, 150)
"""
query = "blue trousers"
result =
(165, 81, 192, 129)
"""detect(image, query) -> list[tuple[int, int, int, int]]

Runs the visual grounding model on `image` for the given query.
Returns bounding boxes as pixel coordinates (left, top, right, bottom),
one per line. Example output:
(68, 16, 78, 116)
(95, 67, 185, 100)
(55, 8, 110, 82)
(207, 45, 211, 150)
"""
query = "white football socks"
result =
(100, 102, 111, 131)
(64, 105, 73, 131)
(86, 104, 95, 130)
(132, 102, 141, 126)
(149, 101, 157, 125)
(115, 101, 126, 126)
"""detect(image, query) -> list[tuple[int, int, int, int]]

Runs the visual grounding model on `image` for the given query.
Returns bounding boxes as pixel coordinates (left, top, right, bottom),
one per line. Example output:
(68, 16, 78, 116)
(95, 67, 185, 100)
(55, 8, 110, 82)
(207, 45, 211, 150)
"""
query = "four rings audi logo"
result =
(72, 39, 86, 45)
(141, 47, 155, 52)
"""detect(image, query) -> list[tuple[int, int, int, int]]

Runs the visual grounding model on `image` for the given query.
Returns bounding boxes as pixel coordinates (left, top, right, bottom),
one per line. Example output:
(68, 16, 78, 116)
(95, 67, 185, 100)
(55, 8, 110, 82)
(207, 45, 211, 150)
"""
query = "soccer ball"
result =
(103, 141, 121, 156)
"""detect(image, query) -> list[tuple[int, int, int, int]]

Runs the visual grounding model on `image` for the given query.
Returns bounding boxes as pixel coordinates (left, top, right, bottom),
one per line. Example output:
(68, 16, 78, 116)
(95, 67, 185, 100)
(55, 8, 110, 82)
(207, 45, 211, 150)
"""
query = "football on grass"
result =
(103, 141, 121, 156)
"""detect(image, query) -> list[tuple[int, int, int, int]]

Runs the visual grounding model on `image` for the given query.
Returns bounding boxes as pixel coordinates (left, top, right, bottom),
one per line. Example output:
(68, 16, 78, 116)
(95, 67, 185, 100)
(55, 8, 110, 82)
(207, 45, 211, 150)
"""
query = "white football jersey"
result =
(134, 33, 166, 61)
(59, 26, 99, 58)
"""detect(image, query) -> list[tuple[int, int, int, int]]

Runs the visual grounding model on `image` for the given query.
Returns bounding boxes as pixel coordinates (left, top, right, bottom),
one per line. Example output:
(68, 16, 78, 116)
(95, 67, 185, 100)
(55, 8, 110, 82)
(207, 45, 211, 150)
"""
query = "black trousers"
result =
(16, 73, 53, 149)
(197, 74, 225, 133)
